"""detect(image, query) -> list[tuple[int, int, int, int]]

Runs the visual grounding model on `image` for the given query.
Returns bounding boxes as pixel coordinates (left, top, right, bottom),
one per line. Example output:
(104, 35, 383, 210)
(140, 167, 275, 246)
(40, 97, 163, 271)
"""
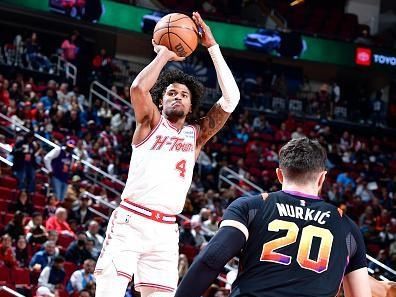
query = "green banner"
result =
(1, 0, 356, 66)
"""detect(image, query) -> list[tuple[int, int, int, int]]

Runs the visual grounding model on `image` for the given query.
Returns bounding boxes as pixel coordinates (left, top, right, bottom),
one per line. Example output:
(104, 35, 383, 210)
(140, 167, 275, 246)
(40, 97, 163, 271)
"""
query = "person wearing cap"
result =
(66, 175, 82, 203)
(11, 131, 40, 194)
(44, 139, 75, 201)
(35, 286, 55, 297)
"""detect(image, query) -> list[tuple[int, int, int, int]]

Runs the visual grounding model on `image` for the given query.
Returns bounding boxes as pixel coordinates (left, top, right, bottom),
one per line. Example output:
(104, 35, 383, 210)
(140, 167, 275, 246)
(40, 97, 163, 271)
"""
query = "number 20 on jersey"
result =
(260, 219, 334, 273)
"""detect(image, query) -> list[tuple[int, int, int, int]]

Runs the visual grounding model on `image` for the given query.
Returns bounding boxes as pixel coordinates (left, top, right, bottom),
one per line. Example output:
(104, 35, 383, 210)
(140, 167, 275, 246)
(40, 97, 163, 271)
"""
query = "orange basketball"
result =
(153, 13, 199, 57)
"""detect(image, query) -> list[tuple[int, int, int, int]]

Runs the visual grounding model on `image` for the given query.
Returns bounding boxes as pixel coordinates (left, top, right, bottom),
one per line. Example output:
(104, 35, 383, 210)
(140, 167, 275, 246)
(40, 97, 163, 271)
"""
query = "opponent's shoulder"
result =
(228, 193, 268, 210)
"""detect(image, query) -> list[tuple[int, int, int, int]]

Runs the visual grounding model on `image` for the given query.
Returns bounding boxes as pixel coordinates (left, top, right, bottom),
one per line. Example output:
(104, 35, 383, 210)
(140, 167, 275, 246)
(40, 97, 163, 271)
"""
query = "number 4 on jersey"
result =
(176, 160, 187, 177)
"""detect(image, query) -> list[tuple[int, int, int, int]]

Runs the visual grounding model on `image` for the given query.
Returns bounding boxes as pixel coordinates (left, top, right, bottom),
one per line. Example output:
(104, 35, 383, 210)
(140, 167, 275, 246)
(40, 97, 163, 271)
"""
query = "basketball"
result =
(153, 13, 199, 57)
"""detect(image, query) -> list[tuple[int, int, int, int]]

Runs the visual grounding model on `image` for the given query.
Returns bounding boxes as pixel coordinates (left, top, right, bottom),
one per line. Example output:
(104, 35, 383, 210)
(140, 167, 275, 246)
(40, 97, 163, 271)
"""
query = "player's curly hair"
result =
(150, 69, 204, 121)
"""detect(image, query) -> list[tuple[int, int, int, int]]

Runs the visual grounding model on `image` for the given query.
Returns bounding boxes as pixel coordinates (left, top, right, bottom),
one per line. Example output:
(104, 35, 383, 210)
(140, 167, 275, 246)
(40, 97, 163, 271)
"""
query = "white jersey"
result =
(121, 116, 197, 214)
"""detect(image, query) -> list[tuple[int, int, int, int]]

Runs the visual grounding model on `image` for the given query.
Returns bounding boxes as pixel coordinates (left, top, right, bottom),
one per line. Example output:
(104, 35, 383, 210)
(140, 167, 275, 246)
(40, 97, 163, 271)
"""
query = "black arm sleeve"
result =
(345, 218, 367, 274)
(175, 226, 245, 297)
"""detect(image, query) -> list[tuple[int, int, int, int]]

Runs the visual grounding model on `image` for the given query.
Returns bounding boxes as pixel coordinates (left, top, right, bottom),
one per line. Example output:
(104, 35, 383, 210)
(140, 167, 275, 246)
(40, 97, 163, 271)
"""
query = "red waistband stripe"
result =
(119, 200, 176, 224)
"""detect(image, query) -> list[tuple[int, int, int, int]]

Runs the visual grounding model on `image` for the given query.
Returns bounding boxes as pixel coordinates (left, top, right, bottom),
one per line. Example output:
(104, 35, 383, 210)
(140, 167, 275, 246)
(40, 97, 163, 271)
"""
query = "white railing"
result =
(53, 54, 77, 85)
(89, 81, 132, 111)
(0, 113, 124, 186)
(0, 286, 25, 297)
(218, 166, 396, 279)
(219, 167, 263, 194)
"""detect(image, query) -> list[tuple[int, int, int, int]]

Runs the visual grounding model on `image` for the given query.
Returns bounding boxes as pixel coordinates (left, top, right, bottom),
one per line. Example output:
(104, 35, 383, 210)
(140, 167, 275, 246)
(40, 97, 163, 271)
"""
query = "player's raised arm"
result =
(130, 41, 185, 125)
(192, 12, 240, 150)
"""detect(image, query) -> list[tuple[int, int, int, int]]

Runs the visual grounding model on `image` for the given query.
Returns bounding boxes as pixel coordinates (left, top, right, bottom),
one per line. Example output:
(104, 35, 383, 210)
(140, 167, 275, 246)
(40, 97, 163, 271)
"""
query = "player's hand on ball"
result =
(192, 11, 217, 48)
(152, 39, 185, 62)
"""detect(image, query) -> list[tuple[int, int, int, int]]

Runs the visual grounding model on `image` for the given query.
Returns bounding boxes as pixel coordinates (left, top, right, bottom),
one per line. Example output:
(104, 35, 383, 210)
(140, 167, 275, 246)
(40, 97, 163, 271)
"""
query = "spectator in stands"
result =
(40, 89, 56, 111)
(66, 258, 96, 294)
(85, 220, 104, 258)
(66, 233, 93, 265)
(46, 231, 61, 256)
(11, 131, 39, 194)
(191, 222, 207, 248)
(0, 79, 10, 111)
(92, 48, 113, 86)
(46, 207, 75, 238)
(4, 211, 25, 241)
(69, 193, 94, 226)
(43, 194, 58, 219)
(14, 235, 29, 268)
(275, 122, 291, 142)
(252, 113, 272, 133)
(65, 175, 82, 204)
(26, 212, 48, 244)
(291, 127, 305, 139)
(9, 190, 35, 216)
(370, 90, 386, 127)
(29, 240, 57, 271)
(44, 139, 76, 201)
(35, 286, 55, 297)
(191, 208, 211, 225)
(179, 221, 196, 247)
(203, 211, 219, 234)
(38, 255, 66, 292)
(336, 171, 356, 190)
(25, 32, 53, 73)
(355, 179, 375, 202)
(61, 31, 79, 63)
(0, 234, 17, 267)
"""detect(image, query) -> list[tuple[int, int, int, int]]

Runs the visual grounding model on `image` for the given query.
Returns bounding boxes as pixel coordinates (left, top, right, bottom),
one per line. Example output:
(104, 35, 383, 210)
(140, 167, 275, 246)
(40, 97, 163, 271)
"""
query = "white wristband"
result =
(208, 44, 240, 113)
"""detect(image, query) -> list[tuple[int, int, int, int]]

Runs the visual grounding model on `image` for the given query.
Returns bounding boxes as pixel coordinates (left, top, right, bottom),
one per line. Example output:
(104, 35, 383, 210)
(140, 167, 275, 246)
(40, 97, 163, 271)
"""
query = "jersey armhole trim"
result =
(133, 116, 163, 148)
(220, 219, 249, 240)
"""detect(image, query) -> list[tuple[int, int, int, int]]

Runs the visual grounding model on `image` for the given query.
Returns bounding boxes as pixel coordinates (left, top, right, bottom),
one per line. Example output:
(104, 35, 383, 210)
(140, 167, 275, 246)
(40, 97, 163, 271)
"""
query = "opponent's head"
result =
(277, 137, 327, 193)
(151, 70, 204, 121)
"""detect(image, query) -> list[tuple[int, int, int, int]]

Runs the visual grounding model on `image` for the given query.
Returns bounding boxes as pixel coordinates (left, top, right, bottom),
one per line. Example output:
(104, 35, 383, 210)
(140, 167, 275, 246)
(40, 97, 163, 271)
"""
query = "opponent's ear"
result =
(276, 168, 284, 184)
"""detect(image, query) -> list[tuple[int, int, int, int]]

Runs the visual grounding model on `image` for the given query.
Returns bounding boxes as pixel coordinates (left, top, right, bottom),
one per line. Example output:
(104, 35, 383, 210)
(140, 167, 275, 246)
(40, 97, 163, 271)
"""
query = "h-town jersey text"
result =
(121, 116, 197, 214)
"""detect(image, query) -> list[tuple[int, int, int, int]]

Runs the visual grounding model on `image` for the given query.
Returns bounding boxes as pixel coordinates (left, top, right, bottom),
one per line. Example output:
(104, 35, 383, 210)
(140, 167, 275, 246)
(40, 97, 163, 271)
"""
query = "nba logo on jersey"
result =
(300, 200, 306, 207)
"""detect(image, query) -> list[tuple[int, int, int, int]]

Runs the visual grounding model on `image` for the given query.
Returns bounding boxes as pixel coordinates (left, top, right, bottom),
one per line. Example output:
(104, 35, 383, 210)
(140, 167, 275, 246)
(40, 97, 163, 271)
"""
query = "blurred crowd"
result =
(0, 28, 395, 297)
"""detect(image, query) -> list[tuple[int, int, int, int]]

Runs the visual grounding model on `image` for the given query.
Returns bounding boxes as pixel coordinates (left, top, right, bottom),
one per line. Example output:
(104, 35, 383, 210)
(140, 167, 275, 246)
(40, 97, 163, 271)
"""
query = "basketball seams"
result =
(167, 25, 198, 35)
(167, 14, 173, 52)
(153, 13, 198, 57)
(168, 15, 191, 23)
(168, 32, 196, 52)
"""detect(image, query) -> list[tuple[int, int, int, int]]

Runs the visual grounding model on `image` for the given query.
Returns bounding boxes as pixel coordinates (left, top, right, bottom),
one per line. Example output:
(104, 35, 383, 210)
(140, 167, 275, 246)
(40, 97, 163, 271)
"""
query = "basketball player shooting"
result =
(94, 11, 240, 297)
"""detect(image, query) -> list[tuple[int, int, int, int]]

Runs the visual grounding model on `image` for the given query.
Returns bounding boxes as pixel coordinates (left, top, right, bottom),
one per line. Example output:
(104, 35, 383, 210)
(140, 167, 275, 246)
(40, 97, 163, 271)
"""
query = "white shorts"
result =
(94, 206, 179, 293)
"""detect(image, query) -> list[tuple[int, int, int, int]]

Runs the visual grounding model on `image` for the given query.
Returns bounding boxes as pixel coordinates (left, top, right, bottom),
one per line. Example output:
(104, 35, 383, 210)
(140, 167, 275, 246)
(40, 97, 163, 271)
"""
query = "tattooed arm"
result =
(196, 104, 230, 154)
(192, 12, 240, 156)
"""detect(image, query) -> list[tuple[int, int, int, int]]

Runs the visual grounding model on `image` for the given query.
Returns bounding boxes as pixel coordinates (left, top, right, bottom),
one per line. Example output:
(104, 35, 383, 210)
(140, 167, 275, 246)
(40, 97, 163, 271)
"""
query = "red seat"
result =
(32, 194, 46, 207)
(180, 245, 199, 264)
(12, 268, 30, 288)
(0, 266, 11, 285)
(0, 176, 17, 189)
(63, 261, 78, 281)
(0, 186, 15, 201)
(57, 234, 75, 249)
(3, 212, 14, 225)
(0, 200, 9, 212)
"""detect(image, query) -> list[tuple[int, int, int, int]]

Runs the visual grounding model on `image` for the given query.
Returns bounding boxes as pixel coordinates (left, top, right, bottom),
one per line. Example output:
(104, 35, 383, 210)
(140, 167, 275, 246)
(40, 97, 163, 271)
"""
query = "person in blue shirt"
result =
(29, 240, 56, 271)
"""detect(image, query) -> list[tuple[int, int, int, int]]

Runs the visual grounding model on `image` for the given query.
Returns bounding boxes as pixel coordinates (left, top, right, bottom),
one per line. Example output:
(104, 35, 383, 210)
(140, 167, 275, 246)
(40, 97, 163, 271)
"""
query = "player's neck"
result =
(164, 115, 186, 131)
(281, 183, 319, 197)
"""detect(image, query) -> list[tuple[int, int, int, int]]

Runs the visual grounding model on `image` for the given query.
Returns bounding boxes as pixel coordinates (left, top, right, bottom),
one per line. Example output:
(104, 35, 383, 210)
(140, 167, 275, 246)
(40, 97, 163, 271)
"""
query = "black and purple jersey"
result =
(221, 190, 367, 297)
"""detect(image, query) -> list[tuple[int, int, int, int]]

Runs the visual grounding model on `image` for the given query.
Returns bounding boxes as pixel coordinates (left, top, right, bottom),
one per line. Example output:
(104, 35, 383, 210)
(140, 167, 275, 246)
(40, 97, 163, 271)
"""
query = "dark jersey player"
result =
(175, 137, 371, 297)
